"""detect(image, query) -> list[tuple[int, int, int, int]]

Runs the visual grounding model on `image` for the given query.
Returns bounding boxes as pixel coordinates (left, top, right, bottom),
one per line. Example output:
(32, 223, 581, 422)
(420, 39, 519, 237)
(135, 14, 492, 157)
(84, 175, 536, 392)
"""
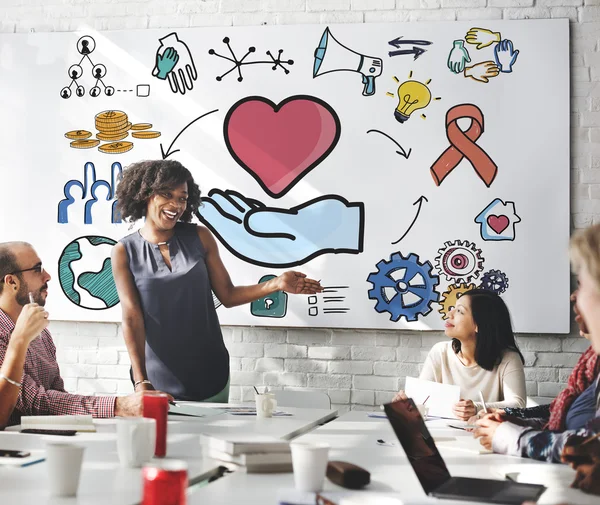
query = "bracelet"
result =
(0, 373, 22, 388)
(134, 379, 152, 389)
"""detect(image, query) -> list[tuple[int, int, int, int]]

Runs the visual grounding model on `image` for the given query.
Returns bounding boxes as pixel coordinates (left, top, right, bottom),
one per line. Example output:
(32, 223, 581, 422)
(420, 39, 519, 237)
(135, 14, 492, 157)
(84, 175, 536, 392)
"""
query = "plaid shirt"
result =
(0, 309, 115, 426)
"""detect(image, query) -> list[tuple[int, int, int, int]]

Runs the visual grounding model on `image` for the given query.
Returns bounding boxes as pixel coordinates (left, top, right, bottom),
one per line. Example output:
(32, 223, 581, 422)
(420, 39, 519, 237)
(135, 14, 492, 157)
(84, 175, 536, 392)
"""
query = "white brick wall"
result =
(5, 0, 594, 412)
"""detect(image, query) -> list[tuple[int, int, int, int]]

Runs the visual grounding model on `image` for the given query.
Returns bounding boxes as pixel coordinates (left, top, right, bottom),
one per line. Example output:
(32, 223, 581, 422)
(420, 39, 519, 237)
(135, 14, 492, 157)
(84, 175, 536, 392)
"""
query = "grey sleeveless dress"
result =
(120, 222, 229, 401)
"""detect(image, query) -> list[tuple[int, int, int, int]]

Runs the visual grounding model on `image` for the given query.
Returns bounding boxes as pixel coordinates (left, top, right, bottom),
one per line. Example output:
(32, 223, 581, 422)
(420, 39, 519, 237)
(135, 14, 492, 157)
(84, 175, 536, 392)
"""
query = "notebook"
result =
(20, 415, 96, 432)
(383, 399, 545, 504)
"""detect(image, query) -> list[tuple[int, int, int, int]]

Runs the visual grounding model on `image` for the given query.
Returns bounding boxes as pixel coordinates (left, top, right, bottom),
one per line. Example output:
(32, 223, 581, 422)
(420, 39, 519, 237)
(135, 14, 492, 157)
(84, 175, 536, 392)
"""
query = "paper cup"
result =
(45, 442, 85, 496)
(290, 442, 330, 492)
(116, 417, 156, 467)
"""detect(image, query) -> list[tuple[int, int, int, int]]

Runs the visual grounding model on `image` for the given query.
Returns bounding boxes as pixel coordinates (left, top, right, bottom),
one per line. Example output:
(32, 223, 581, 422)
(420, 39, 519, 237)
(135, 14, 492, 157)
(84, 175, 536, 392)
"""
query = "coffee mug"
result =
(116, 417, 156, 468)
(255, 393, 277, 418)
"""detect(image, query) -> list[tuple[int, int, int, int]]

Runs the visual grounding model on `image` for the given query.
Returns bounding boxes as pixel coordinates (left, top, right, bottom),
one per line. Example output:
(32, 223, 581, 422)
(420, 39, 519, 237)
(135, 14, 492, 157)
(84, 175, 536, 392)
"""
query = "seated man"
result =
(0, 241, 154, 426)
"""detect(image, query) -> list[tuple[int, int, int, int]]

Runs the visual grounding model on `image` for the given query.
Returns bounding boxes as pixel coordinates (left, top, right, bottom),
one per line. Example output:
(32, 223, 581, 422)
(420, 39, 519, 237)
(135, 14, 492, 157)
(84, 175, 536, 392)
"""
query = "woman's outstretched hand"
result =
(278, 271, 323, 294)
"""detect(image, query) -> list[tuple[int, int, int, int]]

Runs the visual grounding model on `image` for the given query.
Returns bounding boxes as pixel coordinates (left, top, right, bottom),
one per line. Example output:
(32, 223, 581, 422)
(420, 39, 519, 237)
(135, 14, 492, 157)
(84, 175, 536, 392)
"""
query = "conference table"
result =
(187, 410, 600, 505)
(0, 405, 598, 505)
(0, 403, 337, 505)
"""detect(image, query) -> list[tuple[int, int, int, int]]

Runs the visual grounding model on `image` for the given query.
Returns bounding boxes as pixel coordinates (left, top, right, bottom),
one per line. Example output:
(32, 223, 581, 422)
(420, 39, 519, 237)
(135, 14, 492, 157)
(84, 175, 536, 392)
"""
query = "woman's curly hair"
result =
(115, 160, 201, 223)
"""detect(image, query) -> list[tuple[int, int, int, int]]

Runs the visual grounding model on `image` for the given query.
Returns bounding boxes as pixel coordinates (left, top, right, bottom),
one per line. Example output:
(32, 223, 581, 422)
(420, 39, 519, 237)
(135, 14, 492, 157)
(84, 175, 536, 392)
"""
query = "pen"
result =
(478, 391, 488, 414)
(581, 432, 600, 446)
(28, 292, 35, 304)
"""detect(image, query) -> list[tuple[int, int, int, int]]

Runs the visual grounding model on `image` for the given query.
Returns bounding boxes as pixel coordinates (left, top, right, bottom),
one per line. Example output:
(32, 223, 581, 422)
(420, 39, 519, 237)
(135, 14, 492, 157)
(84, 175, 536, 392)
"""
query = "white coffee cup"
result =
(116, 417, 156, 467)
(417, 404, 429, 420)
(290, 442, 330, 492)
(45, 442, 85, 496)
(255, 393, 277, 418)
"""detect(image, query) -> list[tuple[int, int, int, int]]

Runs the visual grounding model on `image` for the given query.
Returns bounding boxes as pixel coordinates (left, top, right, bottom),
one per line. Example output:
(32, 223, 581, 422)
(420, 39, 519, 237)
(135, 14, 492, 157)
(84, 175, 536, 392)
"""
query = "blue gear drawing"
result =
(367, 252, 440, 322)
(478, 269, 509, 294)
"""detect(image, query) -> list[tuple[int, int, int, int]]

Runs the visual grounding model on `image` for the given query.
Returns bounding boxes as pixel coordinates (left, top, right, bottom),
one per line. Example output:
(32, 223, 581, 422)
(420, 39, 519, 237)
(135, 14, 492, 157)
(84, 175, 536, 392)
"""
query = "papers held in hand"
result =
(404, 377, 460, 419)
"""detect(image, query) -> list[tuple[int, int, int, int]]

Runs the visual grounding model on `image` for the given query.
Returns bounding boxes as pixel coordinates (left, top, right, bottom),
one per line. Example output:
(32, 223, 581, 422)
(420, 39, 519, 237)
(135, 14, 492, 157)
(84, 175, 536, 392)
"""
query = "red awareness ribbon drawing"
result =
(430, 104, 498, 187)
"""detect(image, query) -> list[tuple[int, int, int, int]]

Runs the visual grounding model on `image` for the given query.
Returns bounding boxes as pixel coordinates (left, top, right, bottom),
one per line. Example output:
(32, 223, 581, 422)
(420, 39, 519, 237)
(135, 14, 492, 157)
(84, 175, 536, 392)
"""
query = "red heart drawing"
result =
(224, 95, 341, 198)
(487, 215, 509, 234)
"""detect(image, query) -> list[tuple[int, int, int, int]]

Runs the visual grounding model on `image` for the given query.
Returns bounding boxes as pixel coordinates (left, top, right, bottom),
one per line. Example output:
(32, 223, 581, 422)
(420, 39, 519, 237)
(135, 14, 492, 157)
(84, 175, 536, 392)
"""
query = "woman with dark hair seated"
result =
(394, 289, 526, 420)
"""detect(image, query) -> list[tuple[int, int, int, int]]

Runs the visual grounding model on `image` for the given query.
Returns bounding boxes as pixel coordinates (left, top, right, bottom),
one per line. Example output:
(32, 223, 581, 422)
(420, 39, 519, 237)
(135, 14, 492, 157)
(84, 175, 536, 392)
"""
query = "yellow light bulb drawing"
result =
(395, 80, 431, 123)
(387, 72, 441, 123)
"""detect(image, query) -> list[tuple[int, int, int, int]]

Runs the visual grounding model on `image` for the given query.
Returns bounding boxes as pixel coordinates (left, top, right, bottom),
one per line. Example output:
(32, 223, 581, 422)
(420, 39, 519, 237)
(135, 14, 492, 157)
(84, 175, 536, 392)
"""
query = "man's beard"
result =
(16, 283, 46, 307)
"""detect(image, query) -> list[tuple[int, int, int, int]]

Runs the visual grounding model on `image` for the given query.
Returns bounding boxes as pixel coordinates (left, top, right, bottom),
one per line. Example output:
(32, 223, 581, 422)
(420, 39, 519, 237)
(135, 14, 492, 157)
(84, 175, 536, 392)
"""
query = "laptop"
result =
(383, 399, 546, 504)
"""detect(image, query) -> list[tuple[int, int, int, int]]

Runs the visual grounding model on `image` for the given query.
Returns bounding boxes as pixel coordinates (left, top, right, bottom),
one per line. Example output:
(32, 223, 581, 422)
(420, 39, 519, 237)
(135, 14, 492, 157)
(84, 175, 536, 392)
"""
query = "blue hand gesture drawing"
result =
(154, 47, 179, 80)
(196, 189, 365, 268)
(447, 40, 471, 74)
(494, 39, 519, 73)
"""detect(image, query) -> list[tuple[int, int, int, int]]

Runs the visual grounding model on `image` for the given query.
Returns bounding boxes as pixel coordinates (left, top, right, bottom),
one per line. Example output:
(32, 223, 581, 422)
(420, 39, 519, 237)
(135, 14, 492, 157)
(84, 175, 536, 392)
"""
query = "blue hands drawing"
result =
(57, 161, 122, 224)
(196, 189, 365, 268)
(494, 39, 519, 73)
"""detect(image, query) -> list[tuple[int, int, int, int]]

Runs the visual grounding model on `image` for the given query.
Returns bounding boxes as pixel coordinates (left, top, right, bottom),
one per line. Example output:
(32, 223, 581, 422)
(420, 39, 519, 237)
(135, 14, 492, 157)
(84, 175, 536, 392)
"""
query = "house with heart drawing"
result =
(474, 198, 521, 241)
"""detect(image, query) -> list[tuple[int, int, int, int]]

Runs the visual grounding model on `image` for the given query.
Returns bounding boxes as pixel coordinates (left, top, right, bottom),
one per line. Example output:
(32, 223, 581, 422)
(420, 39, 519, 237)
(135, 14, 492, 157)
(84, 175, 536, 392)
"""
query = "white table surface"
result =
(186, 410, 600, 505)
(0, 403, 338, 504)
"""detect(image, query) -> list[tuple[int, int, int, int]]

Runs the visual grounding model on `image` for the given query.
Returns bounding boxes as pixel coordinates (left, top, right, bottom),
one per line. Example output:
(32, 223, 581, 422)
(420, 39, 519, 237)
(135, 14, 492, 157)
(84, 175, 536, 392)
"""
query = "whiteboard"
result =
(0, 19, 570, 332)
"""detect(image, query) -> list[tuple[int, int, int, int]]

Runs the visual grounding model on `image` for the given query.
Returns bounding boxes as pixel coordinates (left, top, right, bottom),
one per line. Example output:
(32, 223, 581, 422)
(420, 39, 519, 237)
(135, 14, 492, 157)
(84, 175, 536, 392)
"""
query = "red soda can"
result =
(141, 460, 188, 505)
(143, 392, 169, 457)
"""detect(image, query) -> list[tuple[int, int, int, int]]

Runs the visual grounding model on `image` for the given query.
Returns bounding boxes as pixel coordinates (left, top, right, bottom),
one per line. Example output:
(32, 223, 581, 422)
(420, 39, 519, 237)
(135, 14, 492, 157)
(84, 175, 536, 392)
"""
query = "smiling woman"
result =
(112, 160, 323, 402)
(393, 289, 526, 420)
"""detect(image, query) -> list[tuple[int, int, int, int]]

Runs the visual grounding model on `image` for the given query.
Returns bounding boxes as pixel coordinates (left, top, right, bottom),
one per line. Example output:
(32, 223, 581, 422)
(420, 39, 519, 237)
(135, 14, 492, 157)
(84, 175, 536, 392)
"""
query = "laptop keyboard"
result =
(439, 477, 509, 497)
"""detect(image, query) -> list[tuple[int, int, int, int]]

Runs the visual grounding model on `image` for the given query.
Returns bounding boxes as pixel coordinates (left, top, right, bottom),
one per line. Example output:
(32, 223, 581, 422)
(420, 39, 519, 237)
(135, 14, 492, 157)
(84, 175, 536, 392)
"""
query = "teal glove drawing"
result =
(447, 40, 471, 74)
(152, 32, 198, 95)
(494, 39, 519, 73)
(154, 47, 179, 79)
(195, 189, 365, 268)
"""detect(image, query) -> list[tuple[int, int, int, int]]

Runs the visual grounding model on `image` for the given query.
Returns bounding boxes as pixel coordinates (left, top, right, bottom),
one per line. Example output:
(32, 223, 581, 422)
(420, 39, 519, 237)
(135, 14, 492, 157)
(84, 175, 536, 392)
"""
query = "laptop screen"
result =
(384, 399, 452, 494)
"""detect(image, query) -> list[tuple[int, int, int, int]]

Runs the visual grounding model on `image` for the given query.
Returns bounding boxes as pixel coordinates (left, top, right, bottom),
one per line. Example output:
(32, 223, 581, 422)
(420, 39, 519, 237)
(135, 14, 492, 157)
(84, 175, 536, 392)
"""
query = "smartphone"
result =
(0, 449, 31, 458)
(21, 429, 76, 436)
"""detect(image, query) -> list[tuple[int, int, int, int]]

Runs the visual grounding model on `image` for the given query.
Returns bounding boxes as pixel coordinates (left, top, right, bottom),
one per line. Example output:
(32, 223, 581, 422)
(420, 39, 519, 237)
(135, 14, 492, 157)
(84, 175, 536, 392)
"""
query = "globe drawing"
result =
(58, 236, 119, 310)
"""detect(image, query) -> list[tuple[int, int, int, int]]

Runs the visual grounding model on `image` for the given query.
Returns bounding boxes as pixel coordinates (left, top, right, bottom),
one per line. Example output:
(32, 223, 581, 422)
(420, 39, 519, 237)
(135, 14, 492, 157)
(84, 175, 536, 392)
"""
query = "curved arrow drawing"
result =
(391, 195, 428, 245)
(366, 129, 411, 159)
(160, 109, 219, 159)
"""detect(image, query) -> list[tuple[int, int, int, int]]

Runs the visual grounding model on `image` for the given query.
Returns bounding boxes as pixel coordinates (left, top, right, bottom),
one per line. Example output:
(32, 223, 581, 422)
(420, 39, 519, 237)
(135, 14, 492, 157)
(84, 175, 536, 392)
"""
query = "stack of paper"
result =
(20, 415, 96, 432)
(201, 433, 292, 473)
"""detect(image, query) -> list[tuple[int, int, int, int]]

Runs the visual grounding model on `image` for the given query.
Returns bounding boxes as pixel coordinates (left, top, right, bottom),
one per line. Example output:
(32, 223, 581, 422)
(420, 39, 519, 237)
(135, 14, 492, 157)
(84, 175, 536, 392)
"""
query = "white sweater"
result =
(420, 341, 527, 410)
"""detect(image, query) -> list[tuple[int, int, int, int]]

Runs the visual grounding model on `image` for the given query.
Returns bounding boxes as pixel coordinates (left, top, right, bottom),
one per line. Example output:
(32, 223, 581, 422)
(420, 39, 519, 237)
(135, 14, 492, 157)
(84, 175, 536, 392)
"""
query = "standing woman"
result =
(112, 160, 322, 402)
(394, 289, 526, 419)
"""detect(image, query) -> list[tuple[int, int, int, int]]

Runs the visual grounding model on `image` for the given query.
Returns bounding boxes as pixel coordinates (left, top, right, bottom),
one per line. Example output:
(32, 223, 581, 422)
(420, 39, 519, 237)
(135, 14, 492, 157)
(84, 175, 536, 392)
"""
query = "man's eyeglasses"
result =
(1, 263, 44, 282)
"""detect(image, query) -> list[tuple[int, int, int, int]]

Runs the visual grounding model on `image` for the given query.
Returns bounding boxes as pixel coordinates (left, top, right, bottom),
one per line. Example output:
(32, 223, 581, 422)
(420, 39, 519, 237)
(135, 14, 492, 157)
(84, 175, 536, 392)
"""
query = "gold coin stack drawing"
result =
(65, 110, 161, 154)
